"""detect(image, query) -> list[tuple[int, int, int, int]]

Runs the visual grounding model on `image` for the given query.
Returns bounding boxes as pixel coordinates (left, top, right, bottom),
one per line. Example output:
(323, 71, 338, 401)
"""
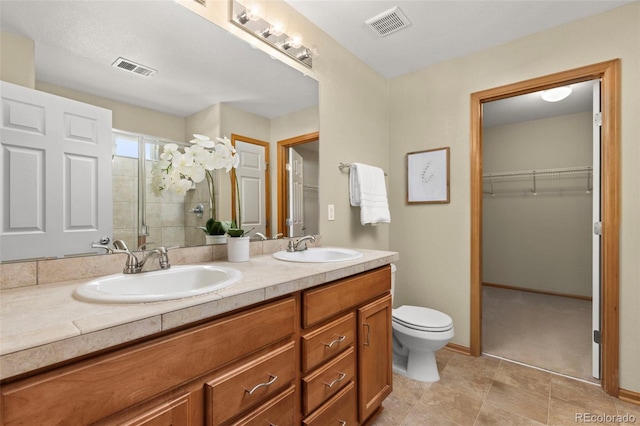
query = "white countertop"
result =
(0, 249, 398, 380)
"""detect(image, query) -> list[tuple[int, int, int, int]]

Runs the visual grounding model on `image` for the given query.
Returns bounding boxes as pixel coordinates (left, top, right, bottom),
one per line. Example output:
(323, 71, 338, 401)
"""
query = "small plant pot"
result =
(205, 235, 227, 245)
(227, 236, 250, 262)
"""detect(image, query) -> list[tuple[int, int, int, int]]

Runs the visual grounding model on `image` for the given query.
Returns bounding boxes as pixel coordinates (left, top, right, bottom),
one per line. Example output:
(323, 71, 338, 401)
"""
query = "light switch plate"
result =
(328, 204, 335, 221)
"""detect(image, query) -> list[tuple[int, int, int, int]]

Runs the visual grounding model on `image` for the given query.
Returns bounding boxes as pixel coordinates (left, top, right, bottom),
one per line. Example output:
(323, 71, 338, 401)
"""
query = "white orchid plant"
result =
(151, 134, 241, 235)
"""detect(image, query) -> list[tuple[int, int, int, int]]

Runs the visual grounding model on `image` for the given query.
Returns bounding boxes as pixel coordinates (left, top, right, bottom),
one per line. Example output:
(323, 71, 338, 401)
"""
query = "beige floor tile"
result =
(484, 381, 549, 424)
(370, 393, 414, 426)
(438, 362, 494, 400)
(615, 398, 640, 424)
(436, 348, 456, 371)
(411, 382, 483, 426)
(391, 373, 431, 405)
(493, 360, 552, 398)
(401, 409, 460, 425)
(444, 352, 501, 379)
(476, 401, 546, 425)
(549, 398, 620, 426)
(550, 376, 617, 415)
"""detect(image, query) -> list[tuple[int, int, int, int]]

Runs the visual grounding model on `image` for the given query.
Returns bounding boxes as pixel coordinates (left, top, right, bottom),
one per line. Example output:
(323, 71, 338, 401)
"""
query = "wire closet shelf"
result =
(482, 166, 593, 196)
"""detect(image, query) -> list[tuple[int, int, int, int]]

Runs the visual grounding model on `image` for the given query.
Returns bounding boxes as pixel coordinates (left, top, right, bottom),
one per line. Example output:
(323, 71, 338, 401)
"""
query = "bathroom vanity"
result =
(0, 249, 397, 425)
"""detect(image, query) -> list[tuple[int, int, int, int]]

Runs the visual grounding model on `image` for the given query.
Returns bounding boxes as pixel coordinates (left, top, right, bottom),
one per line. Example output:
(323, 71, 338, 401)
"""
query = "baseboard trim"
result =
(483, 282, 593, 301)
(619, 388, 640, 406)
(445, 343, 471, 356)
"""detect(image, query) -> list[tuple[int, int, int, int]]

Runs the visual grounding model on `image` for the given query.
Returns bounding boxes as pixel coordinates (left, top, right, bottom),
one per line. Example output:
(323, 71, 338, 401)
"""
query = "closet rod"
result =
(482, 166, 592, 181)
(483, 166, 593, 196)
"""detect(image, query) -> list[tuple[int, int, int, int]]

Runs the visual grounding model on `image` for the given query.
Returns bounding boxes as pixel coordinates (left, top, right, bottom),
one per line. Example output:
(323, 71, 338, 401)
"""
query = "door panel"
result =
(592, 80, 602, 379)
(234, 139, 267, 235)
(0, 81, 112, 261)
(288, 147, 304, 237)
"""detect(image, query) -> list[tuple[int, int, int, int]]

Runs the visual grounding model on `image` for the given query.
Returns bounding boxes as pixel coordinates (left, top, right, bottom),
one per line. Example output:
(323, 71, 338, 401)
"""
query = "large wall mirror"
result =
(0, 0, 318, 261)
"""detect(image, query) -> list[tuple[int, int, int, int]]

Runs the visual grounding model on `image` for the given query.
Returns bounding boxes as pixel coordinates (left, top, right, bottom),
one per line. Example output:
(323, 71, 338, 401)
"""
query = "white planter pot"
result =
(227, 236, 250, 262)
(205, 235, 227, 245)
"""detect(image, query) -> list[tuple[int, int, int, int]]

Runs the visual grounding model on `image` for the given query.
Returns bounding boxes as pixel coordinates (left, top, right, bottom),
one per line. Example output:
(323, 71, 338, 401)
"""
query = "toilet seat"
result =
(392, 305, 453, 332)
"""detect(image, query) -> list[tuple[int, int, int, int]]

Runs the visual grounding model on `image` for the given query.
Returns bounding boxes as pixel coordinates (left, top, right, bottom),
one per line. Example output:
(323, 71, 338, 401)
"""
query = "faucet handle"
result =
(113, 240, 130, 251)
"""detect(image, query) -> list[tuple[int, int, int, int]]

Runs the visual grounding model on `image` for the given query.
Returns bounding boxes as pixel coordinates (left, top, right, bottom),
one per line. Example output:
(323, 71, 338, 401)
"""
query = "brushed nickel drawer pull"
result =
(363, 323, 371, 346)
(245, 374, 278, 395)
(324, 372, 346, 388)
(338, 421, 347, 426)
(324, 335, 346, 348)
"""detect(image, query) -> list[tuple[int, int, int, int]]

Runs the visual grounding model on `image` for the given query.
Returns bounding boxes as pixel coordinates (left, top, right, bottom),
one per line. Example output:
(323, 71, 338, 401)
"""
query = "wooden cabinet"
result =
(358, 294, 393, 423)
(1, 264, 392, 425)
(301, 265, 392, 425)
(1, 297, 296, 425)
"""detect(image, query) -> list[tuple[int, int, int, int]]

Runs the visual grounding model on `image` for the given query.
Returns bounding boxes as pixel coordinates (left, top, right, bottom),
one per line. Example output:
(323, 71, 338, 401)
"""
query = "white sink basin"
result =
(74, 265, 242, 303)
(273, 247, 363, 263)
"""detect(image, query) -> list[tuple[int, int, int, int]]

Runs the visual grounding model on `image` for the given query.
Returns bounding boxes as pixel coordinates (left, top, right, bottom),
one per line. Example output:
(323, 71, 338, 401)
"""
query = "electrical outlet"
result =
(328, 204, 335, 221)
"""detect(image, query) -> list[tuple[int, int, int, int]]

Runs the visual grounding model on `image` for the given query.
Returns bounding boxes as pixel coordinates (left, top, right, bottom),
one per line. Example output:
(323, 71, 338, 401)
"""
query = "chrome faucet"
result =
(254, 232, 268, 241)
(91, 240, 172, 274)
(286, 235, 316, 252)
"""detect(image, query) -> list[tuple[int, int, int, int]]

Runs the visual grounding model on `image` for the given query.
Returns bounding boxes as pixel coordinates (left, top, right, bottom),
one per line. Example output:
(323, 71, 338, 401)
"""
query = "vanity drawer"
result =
(302, 312, 355, 373)
(206, 342, 296, 425)
(230, 385, 296, 426)
(302, 346, 355, 415)
(303, 381, 357, 426)
(302, 265, 391, 327)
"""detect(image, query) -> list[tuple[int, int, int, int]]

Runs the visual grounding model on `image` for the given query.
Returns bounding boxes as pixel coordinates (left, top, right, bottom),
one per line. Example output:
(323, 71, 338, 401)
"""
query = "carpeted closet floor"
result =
(482, 285, 595, 383)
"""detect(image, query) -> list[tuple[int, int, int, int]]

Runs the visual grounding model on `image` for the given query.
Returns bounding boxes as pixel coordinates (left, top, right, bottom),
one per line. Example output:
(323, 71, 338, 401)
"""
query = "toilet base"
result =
(392, 349, 441, 382)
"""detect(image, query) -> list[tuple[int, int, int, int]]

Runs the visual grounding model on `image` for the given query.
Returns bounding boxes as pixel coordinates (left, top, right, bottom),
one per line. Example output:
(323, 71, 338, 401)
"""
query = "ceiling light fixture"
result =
(230, 0, 313, 68)
(541, 86, 572, 102)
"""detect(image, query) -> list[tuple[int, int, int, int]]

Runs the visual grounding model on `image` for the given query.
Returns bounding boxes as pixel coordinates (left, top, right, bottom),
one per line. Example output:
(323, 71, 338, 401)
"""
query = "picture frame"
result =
(406, 147, 450, 204)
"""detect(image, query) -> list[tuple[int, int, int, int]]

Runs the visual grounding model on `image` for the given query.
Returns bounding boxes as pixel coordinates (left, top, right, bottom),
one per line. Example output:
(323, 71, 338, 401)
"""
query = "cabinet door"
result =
(357, 294, 393, 423)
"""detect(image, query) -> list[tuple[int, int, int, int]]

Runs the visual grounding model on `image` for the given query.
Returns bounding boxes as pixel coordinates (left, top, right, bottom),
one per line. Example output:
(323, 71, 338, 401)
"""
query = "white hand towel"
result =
(349, 163, 391, 225)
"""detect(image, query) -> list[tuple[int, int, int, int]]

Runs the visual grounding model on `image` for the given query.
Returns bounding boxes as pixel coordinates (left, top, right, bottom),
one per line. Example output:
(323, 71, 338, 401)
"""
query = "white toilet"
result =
(390, 264, 454, 382)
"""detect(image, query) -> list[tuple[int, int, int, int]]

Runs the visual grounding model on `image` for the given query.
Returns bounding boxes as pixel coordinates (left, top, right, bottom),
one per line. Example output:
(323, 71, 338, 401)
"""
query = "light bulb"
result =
(541, 86, 572, 102)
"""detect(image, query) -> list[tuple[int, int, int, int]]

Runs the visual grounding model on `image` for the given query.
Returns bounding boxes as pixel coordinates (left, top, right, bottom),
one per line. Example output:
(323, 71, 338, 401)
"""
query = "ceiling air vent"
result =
(111, 57, 157, 77)
(365, 6, 411, 37)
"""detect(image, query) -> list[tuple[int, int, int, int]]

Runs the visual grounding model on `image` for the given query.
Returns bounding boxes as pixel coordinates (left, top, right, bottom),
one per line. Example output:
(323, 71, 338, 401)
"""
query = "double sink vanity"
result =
(0, 243, 398, 425)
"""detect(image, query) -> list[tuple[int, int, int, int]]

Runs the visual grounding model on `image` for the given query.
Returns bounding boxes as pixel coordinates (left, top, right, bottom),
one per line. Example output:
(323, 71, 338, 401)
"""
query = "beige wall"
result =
(483, 112, 593, 297)
(0, 31, 35, 88)
(389, 3, 640, 391)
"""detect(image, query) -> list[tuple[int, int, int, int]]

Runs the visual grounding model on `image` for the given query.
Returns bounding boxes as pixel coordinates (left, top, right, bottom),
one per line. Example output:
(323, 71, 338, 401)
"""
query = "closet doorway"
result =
(277, 132, 320, 237)
(470, 60, 620, 397)
(481, 79, 597, 383)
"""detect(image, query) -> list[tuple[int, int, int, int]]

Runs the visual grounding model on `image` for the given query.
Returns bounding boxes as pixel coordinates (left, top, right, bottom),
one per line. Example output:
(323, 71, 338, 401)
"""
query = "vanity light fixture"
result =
(230, 0, 313, 68)
(541, 86, 572, 102)
(261, 23, 284, 39)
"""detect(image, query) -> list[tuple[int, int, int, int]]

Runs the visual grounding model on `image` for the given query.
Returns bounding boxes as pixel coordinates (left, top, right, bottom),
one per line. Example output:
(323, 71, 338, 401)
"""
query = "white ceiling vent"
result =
(111, 57, 157, 77)
(365, 7, 411, 38)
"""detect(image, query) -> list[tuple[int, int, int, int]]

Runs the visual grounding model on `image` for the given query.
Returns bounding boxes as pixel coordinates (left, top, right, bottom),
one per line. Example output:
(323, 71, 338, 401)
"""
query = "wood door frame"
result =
(470, 59, 620, 396)
(230, 134, 271, 237)
(276, 132, 319, 236)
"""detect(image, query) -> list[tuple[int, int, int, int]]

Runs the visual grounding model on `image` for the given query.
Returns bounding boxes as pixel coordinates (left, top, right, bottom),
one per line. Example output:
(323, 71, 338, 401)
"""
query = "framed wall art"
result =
(406, 147, 450, 204)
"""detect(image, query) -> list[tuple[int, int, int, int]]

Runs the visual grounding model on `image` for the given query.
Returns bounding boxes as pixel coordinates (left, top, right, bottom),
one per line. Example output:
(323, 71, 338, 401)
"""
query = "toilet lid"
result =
(392, 305, 453, 332)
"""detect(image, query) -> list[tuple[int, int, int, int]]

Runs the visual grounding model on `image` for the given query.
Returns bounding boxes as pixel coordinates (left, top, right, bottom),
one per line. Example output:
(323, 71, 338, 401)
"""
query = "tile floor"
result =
(371, 350, 640, 425)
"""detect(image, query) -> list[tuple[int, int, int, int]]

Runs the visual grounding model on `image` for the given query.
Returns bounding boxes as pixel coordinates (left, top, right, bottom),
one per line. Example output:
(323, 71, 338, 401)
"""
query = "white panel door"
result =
(592, 80, 602, 379)
(287, 147, 304, 237)
(235, 141, 266, 235)
(0, 81, 112, 261)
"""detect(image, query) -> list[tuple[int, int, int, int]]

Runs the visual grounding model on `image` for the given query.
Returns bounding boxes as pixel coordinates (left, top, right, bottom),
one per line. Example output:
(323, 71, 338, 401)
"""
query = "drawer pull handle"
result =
(324, 372, 346, 388)
(245, 374, 278, 395)
(363, 323, 371, 346)
(338, 421, 347, 426)
(324, 335, 346, 348)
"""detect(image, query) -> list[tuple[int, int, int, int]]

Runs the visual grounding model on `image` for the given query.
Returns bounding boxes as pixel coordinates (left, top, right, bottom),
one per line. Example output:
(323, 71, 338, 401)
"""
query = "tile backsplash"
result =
(0, 237, 320, 290)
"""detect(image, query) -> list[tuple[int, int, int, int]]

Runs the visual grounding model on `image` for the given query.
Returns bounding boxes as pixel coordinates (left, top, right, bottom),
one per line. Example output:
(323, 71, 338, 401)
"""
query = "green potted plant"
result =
(200, 218, 227, 245)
